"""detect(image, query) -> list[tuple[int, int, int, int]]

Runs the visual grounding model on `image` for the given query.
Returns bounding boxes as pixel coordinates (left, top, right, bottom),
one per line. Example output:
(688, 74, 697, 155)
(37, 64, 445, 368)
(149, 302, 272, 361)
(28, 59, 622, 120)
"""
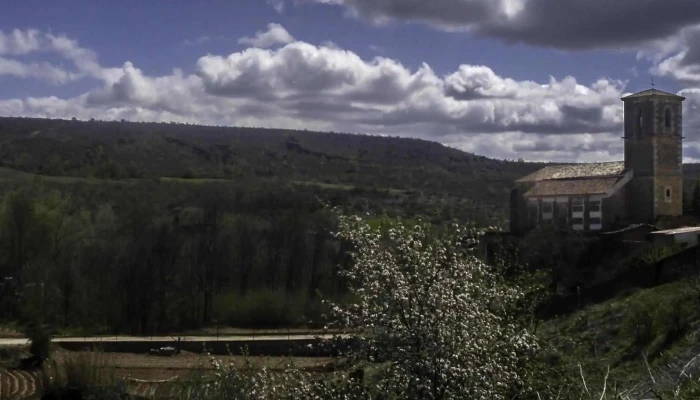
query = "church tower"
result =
(622, 88, 685, 223)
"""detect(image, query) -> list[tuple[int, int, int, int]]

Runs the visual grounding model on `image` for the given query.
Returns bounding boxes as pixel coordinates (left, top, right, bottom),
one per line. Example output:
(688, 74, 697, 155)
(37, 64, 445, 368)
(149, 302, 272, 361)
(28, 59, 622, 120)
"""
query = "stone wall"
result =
(601, 185, 626, 228)
(653, 135, 683, 217)
(626, 177, 655, 223)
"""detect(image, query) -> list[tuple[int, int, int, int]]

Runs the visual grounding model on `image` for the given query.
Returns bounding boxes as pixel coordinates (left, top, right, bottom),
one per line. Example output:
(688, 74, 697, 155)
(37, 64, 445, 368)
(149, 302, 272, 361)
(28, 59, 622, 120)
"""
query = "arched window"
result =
(665, 108, 672, 129)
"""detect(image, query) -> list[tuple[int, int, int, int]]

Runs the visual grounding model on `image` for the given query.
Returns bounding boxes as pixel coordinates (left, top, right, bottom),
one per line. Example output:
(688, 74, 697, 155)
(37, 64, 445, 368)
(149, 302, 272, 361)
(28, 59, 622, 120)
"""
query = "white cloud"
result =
(237, 23, 295, 48)
(444, 132, 624, 163)
(183, 36, 211, 46)
(3, 26, 698, 163)
(45, 32, 103, 79)
(0, 29, 41, 55)
(0, 28, 105, 86)
(368, 44, 385, 54)
(0, 57, 80, 84)
(642, 24, 700, 83)
(267, 0, 285, 13)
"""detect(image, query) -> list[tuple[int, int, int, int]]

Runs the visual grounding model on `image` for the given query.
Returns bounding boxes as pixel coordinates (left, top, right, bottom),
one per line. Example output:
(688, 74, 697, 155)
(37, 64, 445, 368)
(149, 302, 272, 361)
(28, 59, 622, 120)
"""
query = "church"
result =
(510, 88, 688, 234)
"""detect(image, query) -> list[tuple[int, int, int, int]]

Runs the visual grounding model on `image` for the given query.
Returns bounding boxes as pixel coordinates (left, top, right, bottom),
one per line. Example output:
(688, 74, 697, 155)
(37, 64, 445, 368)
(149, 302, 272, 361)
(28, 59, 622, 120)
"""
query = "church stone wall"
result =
(626, 177, 655, 223)
(625, 138, 654, 176)
(654, 176, 683, 216)
(655, 136, 682, 173)
(602, 186, 626, 229)
(624, 92, 685, 222)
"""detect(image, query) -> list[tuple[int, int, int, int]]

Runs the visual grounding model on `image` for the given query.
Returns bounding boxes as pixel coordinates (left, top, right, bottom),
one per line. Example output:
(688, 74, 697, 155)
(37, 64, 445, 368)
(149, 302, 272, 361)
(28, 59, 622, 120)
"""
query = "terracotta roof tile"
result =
(517, 161, 625, 182)
(523, 177, 622, 197)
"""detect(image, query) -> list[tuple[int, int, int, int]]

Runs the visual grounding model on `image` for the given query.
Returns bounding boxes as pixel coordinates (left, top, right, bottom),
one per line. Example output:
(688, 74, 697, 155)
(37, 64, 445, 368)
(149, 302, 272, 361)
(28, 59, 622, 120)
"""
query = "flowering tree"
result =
(326, 215, 538, 400)
(193, 215, 537, 400)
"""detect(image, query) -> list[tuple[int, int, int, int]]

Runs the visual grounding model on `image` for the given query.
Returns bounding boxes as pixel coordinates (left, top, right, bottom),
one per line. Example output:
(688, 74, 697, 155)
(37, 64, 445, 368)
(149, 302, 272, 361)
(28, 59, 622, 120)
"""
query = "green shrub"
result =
(25, 322, 51, 362)
(620, 300, 655, 349)
(212, 290, 307, 328)
(654, 294, 693, 340)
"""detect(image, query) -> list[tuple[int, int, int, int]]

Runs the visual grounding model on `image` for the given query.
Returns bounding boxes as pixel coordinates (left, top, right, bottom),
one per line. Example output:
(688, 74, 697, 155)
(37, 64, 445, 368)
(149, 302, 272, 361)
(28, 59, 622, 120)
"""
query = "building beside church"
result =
(511, 88, 686, 234)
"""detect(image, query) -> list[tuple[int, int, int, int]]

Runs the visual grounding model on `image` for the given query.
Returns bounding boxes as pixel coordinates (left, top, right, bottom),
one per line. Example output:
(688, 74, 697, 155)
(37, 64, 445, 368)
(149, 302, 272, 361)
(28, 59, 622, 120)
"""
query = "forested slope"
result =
(0, 117, 548, 223)
(0, 117, 547, 334)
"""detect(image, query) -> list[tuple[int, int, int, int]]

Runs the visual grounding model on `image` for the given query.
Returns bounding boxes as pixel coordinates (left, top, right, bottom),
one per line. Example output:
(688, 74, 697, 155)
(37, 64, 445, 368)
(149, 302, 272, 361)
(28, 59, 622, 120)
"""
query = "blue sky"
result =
(1, 0, 700, 162)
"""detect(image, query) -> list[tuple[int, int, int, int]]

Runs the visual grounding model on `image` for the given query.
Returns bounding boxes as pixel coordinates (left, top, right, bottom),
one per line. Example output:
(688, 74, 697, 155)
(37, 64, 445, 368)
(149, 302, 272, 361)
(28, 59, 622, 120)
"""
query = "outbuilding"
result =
(647, 226, 700, 248)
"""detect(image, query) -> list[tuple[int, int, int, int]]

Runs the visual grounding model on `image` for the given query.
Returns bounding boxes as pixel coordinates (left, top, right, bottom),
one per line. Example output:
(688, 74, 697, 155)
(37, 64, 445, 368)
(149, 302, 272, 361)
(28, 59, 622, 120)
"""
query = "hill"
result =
(0, 117, 548, 226)
(1, 117, 698, 226)
(537, 280, 700, 397)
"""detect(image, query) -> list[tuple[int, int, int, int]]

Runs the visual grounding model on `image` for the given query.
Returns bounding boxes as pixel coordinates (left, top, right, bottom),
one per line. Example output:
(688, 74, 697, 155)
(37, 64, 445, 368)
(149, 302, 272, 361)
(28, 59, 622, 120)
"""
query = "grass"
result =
(536, 280, 700, 392)
(42, 350, 127, 399)
(0, 166, 409, 196)
(159, 177, 235, 184)
(291, 180, 408, 194)
(0, 167, 133, 185)
(211, 290, 309, 329)
(34, 348, 340, 399)
(0, 322, 23, 338)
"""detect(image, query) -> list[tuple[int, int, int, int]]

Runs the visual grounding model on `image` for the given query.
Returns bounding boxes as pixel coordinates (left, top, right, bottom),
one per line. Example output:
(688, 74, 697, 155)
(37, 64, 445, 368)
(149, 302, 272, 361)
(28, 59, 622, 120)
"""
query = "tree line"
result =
(0, 180, 355, 335)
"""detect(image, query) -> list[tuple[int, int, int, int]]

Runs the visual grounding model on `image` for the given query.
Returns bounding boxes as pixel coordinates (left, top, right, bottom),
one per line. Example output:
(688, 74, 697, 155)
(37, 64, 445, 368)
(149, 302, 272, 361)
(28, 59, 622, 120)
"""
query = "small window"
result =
(556, 202, 569, 220)
(589, 200, 601, 213)
(572, 198, 585, 213)
(665, 108, 672, 129)
(541, 201, 553, 220)
(542, 202, 553, 214)
(637, 109, 643, 129)
(590, 217, 602, 225)
(527, 200, 539, 222)
(665, 187, 672, 202)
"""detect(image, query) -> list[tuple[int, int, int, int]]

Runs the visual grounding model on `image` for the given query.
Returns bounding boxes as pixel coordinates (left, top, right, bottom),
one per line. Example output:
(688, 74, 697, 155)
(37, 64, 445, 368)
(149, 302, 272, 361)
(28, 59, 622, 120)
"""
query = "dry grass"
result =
(51, 349, 335, 381)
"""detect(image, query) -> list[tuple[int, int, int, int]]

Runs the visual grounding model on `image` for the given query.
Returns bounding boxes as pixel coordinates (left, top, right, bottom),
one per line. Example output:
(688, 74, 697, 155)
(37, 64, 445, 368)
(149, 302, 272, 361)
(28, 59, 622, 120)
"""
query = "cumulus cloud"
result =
(444, 131, 625, 163)
(0, 28, 105, 85)
(0, 28, 41, 55)
(3, 25, 698, 162)
(0, 57, 80, 84)
(641, 25, 700, 83)
(306, 0, 700, 51)
(238, 23, 295, 48)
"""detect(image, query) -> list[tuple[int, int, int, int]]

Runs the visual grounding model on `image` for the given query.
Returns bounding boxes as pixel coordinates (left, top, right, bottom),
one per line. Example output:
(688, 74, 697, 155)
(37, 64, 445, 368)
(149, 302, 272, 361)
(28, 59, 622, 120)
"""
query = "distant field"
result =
(0, 167, 132, 185)
(0, 347, 337, 400)
(53, 349, 335, 378)
(159, 177, 234, 184)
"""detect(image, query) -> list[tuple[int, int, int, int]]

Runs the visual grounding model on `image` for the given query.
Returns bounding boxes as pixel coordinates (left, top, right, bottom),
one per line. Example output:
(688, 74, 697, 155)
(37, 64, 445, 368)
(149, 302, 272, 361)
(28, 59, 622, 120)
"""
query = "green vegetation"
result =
(1, 117, 700, 399)
(0, 116, 550, 334)
(0, 116, 552, 227)
(25, 322, 51, 363)
(533, 280, 700, 398)
(42, 351, 126, 400)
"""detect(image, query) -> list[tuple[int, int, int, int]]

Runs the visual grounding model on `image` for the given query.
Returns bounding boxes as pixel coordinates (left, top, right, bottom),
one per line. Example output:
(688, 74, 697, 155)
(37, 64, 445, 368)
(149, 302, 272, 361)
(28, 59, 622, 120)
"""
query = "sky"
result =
(2, 0, 700, 162)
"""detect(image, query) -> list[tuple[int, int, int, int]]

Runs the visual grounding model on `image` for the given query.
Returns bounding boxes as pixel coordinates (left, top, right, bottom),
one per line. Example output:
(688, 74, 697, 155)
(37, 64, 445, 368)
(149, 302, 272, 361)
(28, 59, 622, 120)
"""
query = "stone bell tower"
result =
(622, 88, 685, 224)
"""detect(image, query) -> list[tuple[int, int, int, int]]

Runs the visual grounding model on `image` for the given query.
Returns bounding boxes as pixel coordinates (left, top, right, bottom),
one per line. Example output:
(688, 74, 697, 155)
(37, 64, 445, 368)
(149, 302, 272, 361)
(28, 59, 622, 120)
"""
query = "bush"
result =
(212, 290, 307, 328)
(620, 299, 655, 350)
(654, 294, 693, 340)
(25, 322, 51, 362)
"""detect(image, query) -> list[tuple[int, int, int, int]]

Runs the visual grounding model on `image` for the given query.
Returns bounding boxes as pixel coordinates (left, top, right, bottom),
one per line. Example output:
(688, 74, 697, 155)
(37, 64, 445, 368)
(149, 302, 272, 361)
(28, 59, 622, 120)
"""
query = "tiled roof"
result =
(517, 161, 625, 182)
(600, 223, 659, 235)
(621, 88, 686, 101)
(650, 226, 700, 235)
(523, 177, 623, 197)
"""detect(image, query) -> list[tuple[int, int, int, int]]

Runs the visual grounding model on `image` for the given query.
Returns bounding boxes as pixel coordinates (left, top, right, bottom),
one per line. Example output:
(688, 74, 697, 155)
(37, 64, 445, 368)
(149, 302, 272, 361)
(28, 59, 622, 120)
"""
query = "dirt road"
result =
(0, 333, 341, 347)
